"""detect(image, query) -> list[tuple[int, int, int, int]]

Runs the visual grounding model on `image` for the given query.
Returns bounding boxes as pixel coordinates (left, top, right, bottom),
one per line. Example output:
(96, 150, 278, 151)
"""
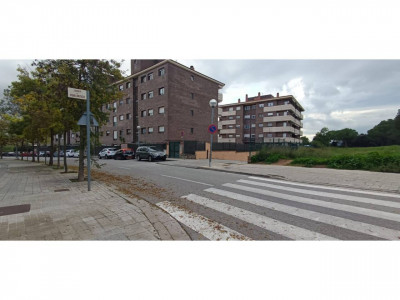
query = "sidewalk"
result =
(0, 159, 190, 240)
(158, 159, 400, 194)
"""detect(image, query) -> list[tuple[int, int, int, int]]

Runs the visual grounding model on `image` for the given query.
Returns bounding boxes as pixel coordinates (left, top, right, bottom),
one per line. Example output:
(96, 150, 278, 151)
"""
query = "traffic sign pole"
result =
(209, 108, 215, 167)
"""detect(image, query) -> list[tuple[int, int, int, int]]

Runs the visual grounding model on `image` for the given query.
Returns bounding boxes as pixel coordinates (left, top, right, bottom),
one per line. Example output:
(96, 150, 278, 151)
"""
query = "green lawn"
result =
(251, 145, 400, 173)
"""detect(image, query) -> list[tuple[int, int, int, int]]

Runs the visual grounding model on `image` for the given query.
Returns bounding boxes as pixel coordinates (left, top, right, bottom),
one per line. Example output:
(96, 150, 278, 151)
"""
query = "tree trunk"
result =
(57, 134, 61, 168)
(78, 126, 85, 182)
(63, 131, 67, 173)
(21, 141, 24, 160)
(37, 141, 40, 163)
(31, 140, 35, 162)
(49, 129, 54, 166)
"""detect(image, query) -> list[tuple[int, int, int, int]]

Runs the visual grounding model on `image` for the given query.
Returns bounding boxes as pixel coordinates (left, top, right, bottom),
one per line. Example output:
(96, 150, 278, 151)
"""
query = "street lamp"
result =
(209, 99, 217, 167)
(137, 125, 141, 147)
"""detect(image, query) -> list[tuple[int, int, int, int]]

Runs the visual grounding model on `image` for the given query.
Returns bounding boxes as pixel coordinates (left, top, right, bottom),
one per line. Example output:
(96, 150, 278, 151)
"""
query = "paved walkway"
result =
(0, 159, 190, 240)
(158, 159, 400, 194)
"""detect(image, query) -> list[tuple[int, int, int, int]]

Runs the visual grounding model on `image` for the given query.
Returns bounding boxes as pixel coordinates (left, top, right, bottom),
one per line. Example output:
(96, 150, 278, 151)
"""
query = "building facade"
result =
(218, 93, 304, 144)
(99, 60, 224, 147)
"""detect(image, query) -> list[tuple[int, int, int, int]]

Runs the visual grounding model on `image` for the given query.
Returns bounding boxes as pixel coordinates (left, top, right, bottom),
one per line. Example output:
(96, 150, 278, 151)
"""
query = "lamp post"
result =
(137, 125, 141, 147)
(209, 99, 217, 167)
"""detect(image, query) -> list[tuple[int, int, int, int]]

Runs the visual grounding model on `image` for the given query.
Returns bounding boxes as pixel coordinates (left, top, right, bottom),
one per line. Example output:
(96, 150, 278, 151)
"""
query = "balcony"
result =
(218, 137, 237, 143)
(220, 119, 236, 125)
(219, 128, 236, 134)
(263, 126, 296, 133)
(263, 137, 301, 143)
(220, 110, 237, 117)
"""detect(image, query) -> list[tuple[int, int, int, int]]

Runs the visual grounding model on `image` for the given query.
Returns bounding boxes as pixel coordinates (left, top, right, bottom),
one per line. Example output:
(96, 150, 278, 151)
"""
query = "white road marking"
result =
(238, 179, 400, 209)
(205, 188, 400, 240)
(223, 183, 400, 223)
(156, 201, 251, 241)
(160, 175, 214, 186)
(248, 176, 400, 199)
(182, 194, 337, 240)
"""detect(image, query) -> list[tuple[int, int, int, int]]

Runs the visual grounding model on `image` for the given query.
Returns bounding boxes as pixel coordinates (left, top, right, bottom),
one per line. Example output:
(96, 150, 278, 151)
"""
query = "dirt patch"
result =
(271, 159, 293, 166)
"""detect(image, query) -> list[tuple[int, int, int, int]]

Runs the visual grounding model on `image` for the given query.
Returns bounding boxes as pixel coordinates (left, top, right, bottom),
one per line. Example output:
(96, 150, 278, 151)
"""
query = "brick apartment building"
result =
(97, 59, 224, 155)
(218, 93, 304, 144)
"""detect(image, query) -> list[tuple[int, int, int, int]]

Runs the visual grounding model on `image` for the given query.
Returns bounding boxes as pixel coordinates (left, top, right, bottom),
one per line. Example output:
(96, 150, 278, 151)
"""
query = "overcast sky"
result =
(1, 59, 399, 139)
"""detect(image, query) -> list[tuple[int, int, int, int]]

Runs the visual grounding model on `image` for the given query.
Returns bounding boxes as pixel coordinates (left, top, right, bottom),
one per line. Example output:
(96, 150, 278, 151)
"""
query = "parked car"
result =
(73, 150, 80, 158)
(98, 148, 117, 159)
(113, 148, 134, 160)
(136, 146, 166, 162)
(39, 151, 50, 157)
(66, 149, 75, 157)
(53, 151, 64, 157)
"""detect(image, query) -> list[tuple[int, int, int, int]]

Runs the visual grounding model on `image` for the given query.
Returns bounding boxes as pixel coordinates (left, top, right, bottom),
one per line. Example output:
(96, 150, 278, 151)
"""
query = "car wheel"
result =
(99, 156, 102, 159)
(137, 155, 141, 161)
(149, 155, 153, 162)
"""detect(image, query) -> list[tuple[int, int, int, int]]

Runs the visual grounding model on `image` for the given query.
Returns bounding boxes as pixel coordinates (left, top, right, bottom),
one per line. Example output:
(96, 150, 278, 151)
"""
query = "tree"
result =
(311, 127, 331, 147)
(368, 119, 400, 146)
(300, 136, 310, 145)
(330, 128, 359, 147)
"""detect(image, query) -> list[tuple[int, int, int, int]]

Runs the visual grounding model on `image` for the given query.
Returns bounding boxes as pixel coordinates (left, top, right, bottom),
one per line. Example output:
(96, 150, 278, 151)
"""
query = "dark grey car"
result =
(136, 146, 166, 162)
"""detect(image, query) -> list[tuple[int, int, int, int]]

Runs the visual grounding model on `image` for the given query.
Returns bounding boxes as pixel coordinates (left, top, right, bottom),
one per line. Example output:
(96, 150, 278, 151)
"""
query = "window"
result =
(106, 103, 111, 109)
(259, 114, 263, 118)
(259, 134, 264, 138)
(236, 106, 241, 111)
(119, 115, 124, 121)
(158, 126, 165, 133)
(148, 127, 154, 134)
(190, 128, 194, 134)
(251, 115, 256, 119)
(228, 134, 234, 138)
(148, 109, 154, 116)
(245, 106, 251, 111)
(119, 85, 123, 91)
(244, 115, 250, 119)
(267, 122, 273, 127)
(190, 110, 194, 116)
(159, 87, 165, 95)
(113, 116, 117, 126)
(106, 131, 110, 136)
(251, 124, 256, 128)
(127, 129, 132, 135)
(119, 130, 123, 136)
(283, 133, 287, 138)
(229, 107, 233, 111)
(158, 68, 165, 76)
(141, 110, 147, 117)
(148, 73, 154, 81)
(113, 102, 117, 108)
(251, 105, 256, 110)
(267, 133, 273, 137)
(267, 112, 273, 116)
(158, 106, 165, 114)
(251, 134, 255, 138)
(244, 124, 250, 129)
(141, 128, 146, 134)
(228, 125, 234, 129)
(148, 91, 154, 98)
(126, 98, 130, 104)
(284, 100, 290, 105)
(228, 116, 234, 120)
(191, 75, 194, 81)
(190, 93, 194, 99)
(119, 99, 123, 106)
(236, 134, 241, 138)
(268, 102, 274, 107)
(126, 82, 131, 89)
(244, 134, 250, 138)
(236, 124, 241, 128)
(259, 103, 264, 108)
(258, 123, 263, 127)
(140, 75, 146, 83)
(236, 115, 241, 119)
(113, 131, 118, 140)
(141, 93, 147, 100)
(126, 113, 131, 120)
(283, 122, 287, 127)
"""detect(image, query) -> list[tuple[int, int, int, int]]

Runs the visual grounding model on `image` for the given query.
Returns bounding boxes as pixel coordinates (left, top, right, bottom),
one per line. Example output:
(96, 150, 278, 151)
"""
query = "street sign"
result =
(208, 124, 217, 134)
(68, 87, 87, 100)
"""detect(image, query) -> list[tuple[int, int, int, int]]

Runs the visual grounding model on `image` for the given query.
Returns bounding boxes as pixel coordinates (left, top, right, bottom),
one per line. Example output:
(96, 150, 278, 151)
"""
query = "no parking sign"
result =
(208, 124, 217, 134)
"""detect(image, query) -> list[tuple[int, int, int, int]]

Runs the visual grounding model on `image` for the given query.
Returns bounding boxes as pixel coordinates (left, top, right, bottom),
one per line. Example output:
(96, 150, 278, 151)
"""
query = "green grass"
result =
(251, 145, 400, 173)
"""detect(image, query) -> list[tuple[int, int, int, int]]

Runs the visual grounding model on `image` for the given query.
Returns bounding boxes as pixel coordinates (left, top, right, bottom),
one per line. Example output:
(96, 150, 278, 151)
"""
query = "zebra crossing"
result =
(156, 176, 400, 240)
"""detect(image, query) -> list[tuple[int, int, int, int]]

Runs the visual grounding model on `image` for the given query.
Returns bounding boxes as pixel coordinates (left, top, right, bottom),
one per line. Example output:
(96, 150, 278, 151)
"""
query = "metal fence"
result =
(183, 141, 205, 154)
(212, 142, 300, 152)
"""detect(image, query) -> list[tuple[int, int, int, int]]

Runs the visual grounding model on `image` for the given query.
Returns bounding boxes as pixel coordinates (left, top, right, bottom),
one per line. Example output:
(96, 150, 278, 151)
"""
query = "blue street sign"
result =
(208, 124, 217, 134)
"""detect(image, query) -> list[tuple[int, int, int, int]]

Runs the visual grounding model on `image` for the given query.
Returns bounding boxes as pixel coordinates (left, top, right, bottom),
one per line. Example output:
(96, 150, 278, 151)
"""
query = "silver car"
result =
(98, 148, 118, 159)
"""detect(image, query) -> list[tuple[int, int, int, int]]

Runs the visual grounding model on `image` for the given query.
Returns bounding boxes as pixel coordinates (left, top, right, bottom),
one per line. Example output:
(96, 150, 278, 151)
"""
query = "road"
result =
(64, 157, 400, 240)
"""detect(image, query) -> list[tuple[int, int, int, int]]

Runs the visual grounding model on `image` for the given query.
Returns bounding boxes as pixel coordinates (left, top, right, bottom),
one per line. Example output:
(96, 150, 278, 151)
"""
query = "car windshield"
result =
(148, 147, 159, 152)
